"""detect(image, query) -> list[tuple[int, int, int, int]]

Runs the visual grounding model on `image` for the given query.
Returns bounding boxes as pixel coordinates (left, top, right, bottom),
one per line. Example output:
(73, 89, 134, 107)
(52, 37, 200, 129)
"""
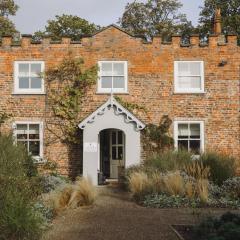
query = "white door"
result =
(110, 130, 125, 179)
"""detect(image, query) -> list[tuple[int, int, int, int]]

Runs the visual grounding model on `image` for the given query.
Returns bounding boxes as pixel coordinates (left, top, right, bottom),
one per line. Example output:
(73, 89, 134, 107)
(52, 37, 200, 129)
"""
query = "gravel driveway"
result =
(43, 186, 236, 240)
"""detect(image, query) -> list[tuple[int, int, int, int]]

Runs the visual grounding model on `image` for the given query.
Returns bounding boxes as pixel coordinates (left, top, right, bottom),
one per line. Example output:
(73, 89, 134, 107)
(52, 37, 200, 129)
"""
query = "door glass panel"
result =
(112, 146, 117, 160)
(118, 146, 123, 160)
(112, 131, 116, 145)
(118, 131, 123, 144)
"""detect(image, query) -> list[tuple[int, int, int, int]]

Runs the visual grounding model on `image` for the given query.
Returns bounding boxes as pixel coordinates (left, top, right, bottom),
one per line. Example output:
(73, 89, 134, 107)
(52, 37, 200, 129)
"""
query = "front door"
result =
(110, 130, 125, 178)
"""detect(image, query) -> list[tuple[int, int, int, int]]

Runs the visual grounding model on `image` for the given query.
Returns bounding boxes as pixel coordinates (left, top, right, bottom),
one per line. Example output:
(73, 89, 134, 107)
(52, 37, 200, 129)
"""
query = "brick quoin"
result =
(0, 25, 239, 177)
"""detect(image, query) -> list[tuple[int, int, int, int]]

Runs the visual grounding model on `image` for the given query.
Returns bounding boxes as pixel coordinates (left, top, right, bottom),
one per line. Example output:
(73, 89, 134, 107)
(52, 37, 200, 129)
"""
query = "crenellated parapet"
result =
(0, 25, 238, 50)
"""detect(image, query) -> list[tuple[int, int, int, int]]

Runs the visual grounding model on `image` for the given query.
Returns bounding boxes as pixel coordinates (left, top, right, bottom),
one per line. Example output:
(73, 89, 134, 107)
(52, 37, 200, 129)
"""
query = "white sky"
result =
(12, 0, 204, 34)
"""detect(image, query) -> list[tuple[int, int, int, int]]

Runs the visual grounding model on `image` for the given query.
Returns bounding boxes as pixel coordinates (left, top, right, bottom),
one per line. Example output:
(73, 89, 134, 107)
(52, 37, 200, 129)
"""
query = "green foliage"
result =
(143, 193, 200, 208)
(198, 0, 240, 44)
(46, 55, 98, 143)
(222, 177, 240, 199)
(143, 116, 174, 153)
(119, 0, 194, 40)
(200, 152, 235, 185)
(0, 135, 44, 240)
(33, 14, 101, 41)
(193, 212, 240, 240)
(145, 150, 192, 172)
(0, 0, 18, 37)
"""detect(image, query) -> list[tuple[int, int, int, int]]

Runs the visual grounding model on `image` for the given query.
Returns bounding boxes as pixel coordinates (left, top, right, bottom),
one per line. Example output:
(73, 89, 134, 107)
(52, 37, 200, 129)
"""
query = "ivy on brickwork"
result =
(45, 55, 98, 144)
(114, 96, 173, 153)
(143, 115, 174, 154)
(0, 112, 11, 135)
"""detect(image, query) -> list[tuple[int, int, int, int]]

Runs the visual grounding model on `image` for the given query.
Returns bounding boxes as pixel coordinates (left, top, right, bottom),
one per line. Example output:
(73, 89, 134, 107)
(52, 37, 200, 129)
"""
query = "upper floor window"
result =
(98, 61, 128, 93)
(14, 61, 45, 94)
(14, 122, 44, 162)
(174, 121, 204, 154)
(174, 61, 204, 93)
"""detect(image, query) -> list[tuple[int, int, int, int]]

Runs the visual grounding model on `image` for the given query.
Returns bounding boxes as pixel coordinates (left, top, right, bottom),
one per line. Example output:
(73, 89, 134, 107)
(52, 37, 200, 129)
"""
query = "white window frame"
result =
(13, 121, 44, 163)
(14, 61, 45, 94)
(174, 61, 204, 93)
(174, 120, 204, 154)
(97, 61, 128, 93)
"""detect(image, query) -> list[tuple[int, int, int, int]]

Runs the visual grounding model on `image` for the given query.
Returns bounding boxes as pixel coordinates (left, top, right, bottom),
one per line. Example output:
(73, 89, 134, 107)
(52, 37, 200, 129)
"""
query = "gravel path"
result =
(43, 186, 237, 240)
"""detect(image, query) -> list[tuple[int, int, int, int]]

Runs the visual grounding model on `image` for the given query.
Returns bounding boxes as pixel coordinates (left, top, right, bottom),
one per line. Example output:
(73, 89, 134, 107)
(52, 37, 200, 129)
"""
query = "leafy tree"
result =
(198, 0, 240, 43)
(0, 0, 18, 37)
(119, 0, 194, 40)
(33, 14, 101, 41)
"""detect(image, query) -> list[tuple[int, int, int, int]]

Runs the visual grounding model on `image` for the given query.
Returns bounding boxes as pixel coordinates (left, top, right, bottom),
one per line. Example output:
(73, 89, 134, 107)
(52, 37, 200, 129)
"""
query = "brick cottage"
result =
(0, 16, 239, 185)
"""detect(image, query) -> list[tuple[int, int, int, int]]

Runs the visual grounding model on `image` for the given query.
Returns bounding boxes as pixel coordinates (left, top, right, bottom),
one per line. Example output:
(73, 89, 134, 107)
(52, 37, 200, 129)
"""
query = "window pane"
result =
(113, 63, 124, 75)
(190, 140, 200, 154)
(29, 124, 40, 139)
(29, 141, 40, 156)
(19, 77, 29, 89)
(31, 77, 42, 89)
(101, 76, 112, 88)
(101, 63, 112, 76)
(189, 62, 201, 75)
(31, 63, 41, 76)
(112, 146, 117, 160)
(17, 124, 28, 139)
(178, 62, 189, 76)
(178, 76, 201, 89)
(190, 77, 201, 89)
(118, 146, 123, 160)
(112, 131, 116, 145)
(113, 77, 125, 88)
(118, 131, 123, 144)
(19, 64, 29, 77)
(190, 124, 200, 139)
(178, 124, 188, 138)
(178, 140, 188, 151)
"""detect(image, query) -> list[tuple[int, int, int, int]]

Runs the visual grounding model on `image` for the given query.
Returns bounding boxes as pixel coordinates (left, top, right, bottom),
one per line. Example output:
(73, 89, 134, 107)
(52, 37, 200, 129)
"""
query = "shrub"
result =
(193, 212, 240, 240)
(222, 177, 240, 199)
(145, 150, 192, 172)
(200, 152, 235, 185)
(0, 135, 43, 240)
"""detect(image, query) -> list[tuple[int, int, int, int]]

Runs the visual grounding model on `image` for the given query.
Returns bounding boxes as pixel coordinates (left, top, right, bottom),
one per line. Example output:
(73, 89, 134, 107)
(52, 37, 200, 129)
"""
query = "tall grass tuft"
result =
(128, 171, 150, 200)
(163, 171, 184, 196)
(183, 161, 210, 180)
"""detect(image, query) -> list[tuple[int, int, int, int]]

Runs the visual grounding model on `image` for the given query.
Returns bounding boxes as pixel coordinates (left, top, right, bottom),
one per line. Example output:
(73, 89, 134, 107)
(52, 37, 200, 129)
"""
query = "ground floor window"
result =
(174, 121, 204, 154)
(13, 122, 43, 161)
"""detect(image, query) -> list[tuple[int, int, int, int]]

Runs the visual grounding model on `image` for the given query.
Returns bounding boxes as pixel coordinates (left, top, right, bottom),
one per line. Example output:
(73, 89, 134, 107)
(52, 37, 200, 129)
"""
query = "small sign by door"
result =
(84, 142, 98, 152)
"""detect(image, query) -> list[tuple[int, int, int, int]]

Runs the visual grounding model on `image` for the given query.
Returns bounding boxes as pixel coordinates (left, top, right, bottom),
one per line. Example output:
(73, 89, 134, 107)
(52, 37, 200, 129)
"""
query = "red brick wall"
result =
(0, 26, 239, 176)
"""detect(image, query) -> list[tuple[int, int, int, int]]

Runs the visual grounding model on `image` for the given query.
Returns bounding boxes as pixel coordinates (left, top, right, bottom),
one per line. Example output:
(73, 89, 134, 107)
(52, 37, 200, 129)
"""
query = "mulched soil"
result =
(42, 186, 240, 240)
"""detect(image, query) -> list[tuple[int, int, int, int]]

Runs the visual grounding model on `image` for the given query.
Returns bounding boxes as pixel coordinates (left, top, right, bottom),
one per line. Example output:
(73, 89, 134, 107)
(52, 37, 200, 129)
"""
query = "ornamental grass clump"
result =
(44, 177, 96, 214)
(128, 171, 150, 200)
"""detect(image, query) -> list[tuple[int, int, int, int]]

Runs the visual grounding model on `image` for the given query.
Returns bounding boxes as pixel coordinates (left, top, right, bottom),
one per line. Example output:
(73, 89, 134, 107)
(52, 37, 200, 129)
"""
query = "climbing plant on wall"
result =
(115, 96, 173, 153)
(45, 54, 98, 144)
